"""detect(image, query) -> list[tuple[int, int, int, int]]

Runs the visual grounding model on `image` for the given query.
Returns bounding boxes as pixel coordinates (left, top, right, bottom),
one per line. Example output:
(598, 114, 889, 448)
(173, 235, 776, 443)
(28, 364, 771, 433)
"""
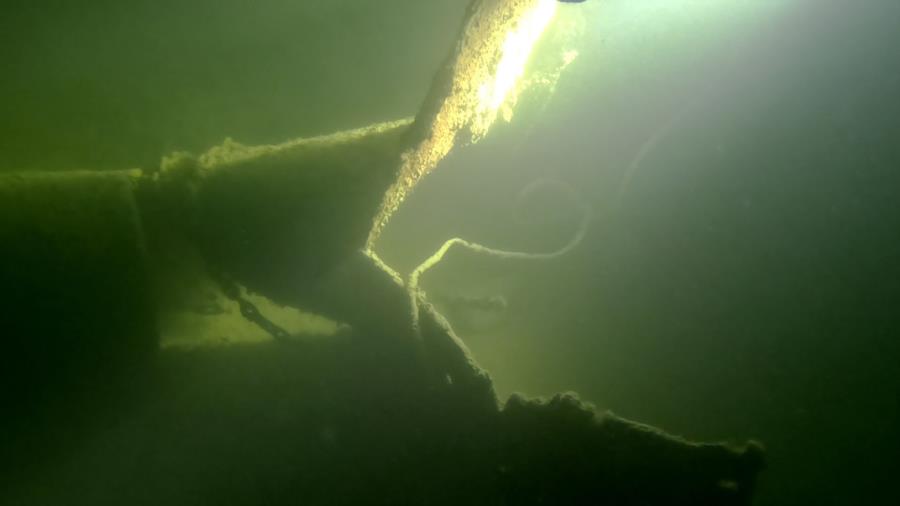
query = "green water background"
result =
(2, 1, 898, 504)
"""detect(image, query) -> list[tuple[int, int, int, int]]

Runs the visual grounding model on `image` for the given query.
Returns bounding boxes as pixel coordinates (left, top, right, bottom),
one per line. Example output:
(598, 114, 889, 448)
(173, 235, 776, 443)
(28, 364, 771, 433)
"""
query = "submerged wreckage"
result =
(1, 1, 763, 504)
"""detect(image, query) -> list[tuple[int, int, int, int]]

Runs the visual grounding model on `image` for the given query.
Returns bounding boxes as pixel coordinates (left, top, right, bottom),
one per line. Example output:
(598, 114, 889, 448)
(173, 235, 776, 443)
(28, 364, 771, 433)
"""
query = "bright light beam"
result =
(367, 0, 560, 251)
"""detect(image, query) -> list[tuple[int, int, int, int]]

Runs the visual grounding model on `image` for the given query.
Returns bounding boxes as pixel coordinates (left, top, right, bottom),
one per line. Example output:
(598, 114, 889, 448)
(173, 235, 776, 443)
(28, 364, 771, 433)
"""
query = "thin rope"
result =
(407, 179, 591, 333)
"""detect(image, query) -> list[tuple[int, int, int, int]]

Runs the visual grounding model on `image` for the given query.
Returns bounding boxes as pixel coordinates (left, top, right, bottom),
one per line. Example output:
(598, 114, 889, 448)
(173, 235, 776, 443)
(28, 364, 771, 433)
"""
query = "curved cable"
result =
(407, 179, 591, 333)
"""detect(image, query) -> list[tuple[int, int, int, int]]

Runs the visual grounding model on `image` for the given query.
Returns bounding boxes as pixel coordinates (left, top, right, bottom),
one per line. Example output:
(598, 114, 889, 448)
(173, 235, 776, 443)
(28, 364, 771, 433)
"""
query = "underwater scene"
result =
(1, 0, 898, 504)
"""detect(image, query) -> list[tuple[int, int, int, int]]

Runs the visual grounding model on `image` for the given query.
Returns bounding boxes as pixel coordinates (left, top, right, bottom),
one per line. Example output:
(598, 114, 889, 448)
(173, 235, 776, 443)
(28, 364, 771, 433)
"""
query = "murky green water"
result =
(2, 1, 898, 504)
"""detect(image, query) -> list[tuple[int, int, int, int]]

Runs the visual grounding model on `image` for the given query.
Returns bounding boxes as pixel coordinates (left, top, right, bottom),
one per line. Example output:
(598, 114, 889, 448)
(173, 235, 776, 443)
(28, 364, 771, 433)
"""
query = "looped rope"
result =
(407, 178, 591, 334)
